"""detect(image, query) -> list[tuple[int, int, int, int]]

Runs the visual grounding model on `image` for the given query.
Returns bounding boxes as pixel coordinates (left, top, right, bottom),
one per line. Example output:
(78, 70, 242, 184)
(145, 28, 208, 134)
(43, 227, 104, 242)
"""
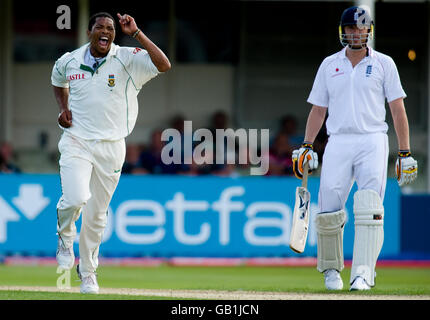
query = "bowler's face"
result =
(87, 17, 116, 57)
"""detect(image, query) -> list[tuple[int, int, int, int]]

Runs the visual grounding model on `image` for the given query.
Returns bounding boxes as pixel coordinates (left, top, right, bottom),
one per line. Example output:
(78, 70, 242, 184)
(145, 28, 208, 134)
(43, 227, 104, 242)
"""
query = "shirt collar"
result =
(338, 46, 374, 61)
(338, 47, 348, 60)
(72, 42, 118, 64)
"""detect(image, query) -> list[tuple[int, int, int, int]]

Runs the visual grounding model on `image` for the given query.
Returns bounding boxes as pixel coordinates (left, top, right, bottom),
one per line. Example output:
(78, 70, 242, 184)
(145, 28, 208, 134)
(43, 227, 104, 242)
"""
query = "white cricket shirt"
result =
(307, 47, 406, 135)
(51, 43, 160, 140)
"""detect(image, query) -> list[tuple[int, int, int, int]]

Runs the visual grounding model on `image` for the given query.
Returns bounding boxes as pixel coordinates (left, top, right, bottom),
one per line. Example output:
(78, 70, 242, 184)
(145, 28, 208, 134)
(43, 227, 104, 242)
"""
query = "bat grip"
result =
(302, 161, 309, 188)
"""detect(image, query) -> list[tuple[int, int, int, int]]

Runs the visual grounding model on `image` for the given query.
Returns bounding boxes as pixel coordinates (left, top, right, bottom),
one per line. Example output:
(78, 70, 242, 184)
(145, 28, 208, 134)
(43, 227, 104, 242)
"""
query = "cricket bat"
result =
(289, 161, 310, 253)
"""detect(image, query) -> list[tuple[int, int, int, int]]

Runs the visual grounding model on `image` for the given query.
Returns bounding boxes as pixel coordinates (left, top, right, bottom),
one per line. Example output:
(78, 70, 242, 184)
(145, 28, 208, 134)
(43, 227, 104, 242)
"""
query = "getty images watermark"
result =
(161, 121, 270, 175)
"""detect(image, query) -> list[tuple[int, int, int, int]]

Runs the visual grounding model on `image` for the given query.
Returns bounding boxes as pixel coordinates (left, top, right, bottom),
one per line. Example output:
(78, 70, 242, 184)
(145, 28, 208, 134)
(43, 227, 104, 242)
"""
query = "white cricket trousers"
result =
(56, 131, 125, 277)
(318, 132, 389, 212)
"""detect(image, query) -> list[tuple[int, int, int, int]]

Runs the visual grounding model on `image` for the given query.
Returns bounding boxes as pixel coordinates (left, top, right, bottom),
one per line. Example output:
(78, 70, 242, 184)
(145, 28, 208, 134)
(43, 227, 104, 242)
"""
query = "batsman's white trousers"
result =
(318, 132, 389, 212)
(56, 131, 125, 277)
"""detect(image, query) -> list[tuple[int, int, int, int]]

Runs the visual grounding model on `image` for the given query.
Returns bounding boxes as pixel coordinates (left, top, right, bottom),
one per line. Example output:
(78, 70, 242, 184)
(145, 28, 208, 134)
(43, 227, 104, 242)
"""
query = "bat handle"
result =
(302, 161, 309, 188)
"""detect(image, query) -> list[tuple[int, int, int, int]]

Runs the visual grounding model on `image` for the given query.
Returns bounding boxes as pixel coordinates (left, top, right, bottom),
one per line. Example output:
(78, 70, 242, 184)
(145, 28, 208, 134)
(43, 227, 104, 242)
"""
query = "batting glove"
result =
(292, 142, 318, 179)
(396, 150, 418, 187)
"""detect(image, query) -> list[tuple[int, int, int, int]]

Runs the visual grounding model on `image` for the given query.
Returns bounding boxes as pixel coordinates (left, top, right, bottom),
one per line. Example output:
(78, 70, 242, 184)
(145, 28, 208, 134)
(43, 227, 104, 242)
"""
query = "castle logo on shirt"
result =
(108, 74, 115, 87)
(67, 73, 85, 81)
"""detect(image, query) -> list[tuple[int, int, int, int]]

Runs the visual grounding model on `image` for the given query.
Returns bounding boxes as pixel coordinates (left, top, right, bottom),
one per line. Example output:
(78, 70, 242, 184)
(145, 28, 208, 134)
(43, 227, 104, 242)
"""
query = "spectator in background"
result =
(0, 142, 21, 173)
(186, 139, 214, 175)
(122, 144, 148, 174)
(170, 114, 186, 135)
(234, 146, 252, 176)
(185, 151, 213, 176)
(208, 110, 234, 175)
(140, 128, 189, 174)
(211, 110, 229, 132)
(266, 132, 293, 176)
(279, 115, 304, 148)
(167, 114, 189, 165)
(39, 131, 49, 150)
(212, 153, 240, 177)
(313, 116, 329, 166)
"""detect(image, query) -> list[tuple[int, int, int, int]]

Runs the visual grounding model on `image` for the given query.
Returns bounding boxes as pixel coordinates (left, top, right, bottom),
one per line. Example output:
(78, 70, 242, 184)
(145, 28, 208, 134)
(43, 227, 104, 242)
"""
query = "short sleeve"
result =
(129, 48, 160, 89)
(307, 60, 329, 107)
(383, 56, 406, 103)
(51, 53, 71, 88)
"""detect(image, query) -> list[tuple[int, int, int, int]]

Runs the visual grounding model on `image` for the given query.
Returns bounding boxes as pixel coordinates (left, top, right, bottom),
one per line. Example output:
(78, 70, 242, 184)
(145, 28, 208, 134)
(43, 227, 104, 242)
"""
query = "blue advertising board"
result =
(0, 174, 400, 258)
(401, 194, 430, 256)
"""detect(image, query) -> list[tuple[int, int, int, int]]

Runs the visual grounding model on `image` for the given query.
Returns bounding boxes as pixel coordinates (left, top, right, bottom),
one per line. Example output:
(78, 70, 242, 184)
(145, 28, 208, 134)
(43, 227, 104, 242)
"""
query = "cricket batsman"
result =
(292, 6, 417, 290)
(51, 12, 170, 293)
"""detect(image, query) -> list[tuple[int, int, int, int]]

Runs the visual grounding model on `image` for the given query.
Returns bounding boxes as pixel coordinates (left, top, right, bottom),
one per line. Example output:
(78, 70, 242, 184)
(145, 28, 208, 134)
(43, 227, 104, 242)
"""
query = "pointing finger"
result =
(117, 13, 126, 24)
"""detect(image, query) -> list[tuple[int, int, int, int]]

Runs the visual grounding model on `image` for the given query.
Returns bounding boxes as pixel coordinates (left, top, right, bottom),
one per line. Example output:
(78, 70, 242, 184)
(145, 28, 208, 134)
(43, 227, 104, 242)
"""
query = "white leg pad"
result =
(351, 189, 384, 287)
(315, 210, 347, 273)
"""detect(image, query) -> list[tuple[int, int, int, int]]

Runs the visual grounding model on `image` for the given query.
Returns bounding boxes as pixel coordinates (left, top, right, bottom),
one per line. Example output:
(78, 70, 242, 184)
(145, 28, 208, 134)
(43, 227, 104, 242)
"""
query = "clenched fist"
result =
(58, 109, 72, 128)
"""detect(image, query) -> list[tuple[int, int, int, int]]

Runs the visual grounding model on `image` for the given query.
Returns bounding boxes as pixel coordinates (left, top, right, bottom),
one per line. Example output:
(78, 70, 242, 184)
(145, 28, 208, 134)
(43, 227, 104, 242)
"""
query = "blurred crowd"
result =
(0, 111, 328, 176)
(0, 141, 21, 174)
(122, 111, 328, 177)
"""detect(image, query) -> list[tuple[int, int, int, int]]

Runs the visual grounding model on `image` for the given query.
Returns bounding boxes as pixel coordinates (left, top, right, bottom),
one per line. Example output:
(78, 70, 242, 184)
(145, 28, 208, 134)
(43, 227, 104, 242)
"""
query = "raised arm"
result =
(117, 13, 171, 72)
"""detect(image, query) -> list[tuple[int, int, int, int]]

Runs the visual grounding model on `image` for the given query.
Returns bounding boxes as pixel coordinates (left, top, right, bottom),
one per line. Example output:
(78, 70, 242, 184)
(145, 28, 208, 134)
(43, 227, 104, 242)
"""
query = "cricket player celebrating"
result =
(51, 12, 170, 294)
(292, 6, 417, 291)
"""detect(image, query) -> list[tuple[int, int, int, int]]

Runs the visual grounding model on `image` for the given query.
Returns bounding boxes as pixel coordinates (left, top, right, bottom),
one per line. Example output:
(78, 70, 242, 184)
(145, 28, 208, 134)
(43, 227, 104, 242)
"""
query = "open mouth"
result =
(98, 36, 109, 48)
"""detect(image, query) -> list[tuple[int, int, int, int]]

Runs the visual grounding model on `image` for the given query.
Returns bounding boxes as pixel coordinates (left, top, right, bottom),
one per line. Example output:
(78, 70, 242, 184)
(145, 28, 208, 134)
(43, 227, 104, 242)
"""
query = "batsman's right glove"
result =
(396, 150, 418, 187)
(292, 142, 318, 179)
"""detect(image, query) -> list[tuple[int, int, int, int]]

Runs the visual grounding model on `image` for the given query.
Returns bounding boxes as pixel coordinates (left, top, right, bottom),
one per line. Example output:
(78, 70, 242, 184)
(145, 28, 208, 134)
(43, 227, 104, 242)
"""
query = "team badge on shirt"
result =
(366, 65, 373, 77)
(108, 74, 115, 87)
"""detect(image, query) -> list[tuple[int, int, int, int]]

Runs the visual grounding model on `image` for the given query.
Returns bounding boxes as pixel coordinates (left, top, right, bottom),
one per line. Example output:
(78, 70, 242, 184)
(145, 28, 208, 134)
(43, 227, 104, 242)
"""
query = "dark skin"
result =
(87, 16, 116, 58)
(54, 14, 171, 128)
(55, 87, 72, 128)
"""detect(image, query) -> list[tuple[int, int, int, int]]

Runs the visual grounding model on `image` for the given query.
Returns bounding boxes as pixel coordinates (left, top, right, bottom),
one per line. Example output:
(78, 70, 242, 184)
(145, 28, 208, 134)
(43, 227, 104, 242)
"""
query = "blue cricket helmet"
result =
(339, 6, 374, 49)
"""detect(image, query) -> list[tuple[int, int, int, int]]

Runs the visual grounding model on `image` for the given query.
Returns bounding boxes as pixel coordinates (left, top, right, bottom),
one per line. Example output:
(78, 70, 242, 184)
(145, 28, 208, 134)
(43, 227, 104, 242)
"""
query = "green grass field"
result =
(1, 264, 430, 299)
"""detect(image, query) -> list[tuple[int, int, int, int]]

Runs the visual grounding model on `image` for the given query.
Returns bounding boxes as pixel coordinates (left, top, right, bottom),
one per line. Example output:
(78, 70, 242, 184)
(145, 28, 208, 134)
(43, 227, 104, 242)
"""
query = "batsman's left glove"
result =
(292, 142, 318, 179)
(396, 150, 418, 187)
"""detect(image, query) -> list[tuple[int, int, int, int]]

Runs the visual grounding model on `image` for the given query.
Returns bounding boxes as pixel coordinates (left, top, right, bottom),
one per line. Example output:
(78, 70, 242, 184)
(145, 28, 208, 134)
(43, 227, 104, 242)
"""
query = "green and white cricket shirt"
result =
(51, 43, 159, 140)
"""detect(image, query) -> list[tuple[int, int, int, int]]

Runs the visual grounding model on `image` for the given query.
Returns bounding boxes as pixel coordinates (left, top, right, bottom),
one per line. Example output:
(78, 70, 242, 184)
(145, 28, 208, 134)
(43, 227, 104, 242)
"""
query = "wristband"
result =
(132, 29, 141, 38)
(398, 150, 411, 158)
(302, 142, 314, 150)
